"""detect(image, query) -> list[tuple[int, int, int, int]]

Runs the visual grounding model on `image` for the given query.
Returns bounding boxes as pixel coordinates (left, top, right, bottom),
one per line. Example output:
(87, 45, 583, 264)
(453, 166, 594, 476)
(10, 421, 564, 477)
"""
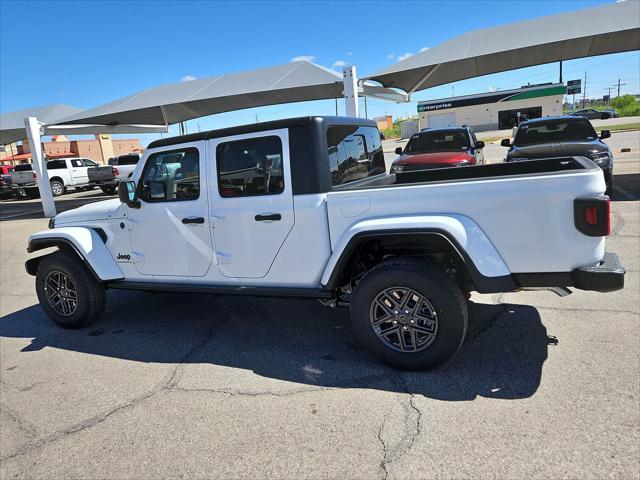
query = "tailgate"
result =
(88, 166, 114, 182)
(11, 171, 35, 185)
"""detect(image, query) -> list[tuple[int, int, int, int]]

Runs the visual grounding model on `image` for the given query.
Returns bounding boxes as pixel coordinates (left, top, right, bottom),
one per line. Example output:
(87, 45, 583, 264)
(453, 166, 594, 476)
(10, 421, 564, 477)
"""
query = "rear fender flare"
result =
(27, 227, 124, 281)
(321, 215, 513, 292)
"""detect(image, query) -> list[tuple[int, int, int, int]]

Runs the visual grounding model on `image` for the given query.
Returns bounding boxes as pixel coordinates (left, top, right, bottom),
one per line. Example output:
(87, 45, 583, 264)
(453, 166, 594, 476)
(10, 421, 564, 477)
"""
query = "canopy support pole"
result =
(24, 117, 56, 218)
(408, 63, 442, 97)
(343, 66, 359, 117)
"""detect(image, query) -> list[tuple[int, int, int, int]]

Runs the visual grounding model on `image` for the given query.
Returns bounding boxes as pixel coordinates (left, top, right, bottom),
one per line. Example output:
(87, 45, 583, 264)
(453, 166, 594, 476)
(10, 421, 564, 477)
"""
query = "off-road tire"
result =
(35, 251, 106, 328)
(351, 257, 468, 370)
(100, 186, 116, 195)
(50, 180, 65, 197)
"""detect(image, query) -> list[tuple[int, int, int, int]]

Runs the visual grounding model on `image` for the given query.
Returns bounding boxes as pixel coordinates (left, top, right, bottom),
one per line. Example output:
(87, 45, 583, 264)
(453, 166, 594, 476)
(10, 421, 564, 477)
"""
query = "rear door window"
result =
(47, 160, 66, 170)
(327, 125, 385, 186)
(216, 136, 284, 197)
(118, 155, 140, 165)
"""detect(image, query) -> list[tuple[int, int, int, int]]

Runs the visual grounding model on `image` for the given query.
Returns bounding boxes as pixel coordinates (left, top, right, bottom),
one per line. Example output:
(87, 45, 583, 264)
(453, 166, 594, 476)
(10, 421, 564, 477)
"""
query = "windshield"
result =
(514, 119, 597, 146)
(405, 130, 469, 154)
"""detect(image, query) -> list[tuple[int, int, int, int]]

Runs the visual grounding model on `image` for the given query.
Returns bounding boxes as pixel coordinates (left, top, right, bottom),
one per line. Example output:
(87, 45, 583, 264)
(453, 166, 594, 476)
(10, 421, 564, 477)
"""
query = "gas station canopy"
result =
(366, 0, 640, 94)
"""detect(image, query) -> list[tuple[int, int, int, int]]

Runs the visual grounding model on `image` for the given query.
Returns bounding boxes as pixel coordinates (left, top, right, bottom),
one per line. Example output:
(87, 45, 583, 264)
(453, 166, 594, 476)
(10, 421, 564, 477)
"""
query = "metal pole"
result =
(335, 98, 338, 116)
(24, 117, 56, 218)
(582, 71, 587, 108)
(342, 66, 359, 117)
(364, 95, 368, 119)
(559, 60, 563, 83)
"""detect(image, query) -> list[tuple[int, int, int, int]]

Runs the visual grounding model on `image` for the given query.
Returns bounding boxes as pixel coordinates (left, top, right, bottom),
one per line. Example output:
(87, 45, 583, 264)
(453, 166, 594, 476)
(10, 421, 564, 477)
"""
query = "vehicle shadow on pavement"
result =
(611, 172, 640, 202)
(0, 292, 555, 401)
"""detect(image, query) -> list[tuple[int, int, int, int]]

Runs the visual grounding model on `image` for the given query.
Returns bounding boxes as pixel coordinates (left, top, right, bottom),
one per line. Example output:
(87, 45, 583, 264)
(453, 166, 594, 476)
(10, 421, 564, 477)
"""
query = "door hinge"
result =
(215, 252, 231, 264)
(211, 216, 226, 228)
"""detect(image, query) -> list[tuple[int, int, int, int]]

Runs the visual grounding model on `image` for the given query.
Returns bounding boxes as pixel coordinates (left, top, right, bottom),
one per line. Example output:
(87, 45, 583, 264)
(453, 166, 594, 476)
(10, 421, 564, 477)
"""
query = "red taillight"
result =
(32, 172, 37, 180)
(112, 167, 119, 176)
(585, 207, 598, 225)
(574, 196, 610, 237)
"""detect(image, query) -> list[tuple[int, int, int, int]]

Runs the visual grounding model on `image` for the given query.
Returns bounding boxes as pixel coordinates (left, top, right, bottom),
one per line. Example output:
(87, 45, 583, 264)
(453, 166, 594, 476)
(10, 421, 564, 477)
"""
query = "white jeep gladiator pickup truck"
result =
(25, 116, 625, 369)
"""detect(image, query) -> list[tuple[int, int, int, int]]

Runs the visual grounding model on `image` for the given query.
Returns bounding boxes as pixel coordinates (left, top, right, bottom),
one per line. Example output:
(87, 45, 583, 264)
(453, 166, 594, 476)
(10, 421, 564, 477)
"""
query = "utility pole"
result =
(582, 71, 587, 108)
(364, 95, 368, 119)
(612, 78, 627, 97)
(451, 85, 455, 97)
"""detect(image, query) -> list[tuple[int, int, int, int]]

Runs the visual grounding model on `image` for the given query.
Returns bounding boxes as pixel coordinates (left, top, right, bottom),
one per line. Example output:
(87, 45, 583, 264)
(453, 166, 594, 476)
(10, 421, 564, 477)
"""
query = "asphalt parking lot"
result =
(1, 134, 639, 478)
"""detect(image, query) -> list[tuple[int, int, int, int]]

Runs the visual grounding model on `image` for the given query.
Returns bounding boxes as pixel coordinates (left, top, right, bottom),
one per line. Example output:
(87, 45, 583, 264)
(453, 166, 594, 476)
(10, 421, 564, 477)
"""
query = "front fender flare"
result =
(321, 215, 514, 292)
(27, 227, 124, 281)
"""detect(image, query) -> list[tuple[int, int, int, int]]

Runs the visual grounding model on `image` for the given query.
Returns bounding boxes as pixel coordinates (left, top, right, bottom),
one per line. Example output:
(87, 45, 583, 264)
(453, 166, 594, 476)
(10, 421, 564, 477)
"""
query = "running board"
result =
(107, 281, 334, 299)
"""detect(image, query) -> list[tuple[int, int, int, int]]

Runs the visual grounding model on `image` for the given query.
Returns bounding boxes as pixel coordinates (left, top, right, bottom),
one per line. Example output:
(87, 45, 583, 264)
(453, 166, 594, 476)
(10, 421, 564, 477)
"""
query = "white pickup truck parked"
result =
(25, 117, 625, 369)
(11, 157, 99, 197)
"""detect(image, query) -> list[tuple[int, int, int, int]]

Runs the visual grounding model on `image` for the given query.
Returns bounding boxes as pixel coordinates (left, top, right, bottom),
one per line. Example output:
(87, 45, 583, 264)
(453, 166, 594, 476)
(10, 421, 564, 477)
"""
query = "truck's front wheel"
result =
(35, 251, 106, 328)
(351, 258, 467, 370)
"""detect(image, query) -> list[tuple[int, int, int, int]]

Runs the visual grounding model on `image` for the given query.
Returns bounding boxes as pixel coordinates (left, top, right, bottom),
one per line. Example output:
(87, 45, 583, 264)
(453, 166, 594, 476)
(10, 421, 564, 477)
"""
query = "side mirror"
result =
(599, 130, 611, 140)
(475, 141, 485, 149)
(118, 180, 140, 208)
(395, 147, 403, 155)
(500, 139, 512, 148)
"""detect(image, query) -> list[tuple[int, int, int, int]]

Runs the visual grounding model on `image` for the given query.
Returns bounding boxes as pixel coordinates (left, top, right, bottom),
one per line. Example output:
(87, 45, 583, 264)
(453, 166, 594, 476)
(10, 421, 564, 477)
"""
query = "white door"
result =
(428, 112, 456, 129)
(68, 158, 88, 184)
(209, 129, 294, 278)
(127, 141, 213, 277)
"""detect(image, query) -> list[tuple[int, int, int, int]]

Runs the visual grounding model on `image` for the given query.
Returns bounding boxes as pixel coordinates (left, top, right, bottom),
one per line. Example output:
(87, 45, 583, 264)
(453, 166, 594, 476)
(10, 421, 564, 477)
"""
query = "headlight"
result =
(586, 152, 611, 165)
(390, 165, 404, 173)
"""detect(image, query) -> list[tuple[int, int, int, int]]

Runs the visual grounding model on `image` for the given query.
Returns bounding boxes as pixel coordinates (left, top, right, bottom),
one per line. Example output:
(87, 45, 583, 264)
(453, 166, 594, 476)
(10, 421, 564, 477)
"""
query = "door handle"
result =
(255, 213, 281, 222)
(182, 217, 205, 224)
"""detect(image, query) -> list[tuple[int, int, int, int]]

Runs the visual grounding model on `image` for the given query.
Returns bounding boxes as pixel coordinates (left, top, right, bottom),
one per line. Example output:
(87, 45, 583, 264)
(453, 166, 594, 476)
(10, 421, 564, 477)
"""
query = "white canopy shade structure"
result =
(366, 0, 640, 94)
(0, 104, 84, 145)
(54, 61, 405, 128)
(11, 61, 404, 217)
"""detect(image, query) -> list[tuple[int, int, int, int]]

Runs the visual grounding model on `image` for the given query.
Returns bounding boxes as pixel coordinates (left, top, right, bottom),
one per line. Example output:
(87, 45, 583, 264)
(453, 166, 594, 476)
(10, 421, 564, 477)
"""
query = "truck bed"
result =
(326, 156, 606, 275)
(336, 157, 594, 191)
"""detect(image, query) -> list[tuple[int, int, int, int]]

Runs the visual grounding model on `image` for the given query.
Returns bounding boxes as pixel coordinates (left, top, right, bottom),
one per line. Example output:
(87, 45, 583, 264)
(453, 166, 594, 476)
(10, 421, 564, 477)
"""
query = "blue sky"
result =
(1, 0, 639, 145)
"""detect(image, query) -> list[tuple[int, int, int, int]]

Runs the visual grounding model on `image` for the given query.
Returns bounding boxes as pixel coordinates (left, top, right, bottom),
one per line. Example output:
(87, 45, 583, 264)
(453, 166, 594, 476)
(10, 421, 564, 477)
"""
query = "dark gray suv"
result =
(501, 116, 613, 193)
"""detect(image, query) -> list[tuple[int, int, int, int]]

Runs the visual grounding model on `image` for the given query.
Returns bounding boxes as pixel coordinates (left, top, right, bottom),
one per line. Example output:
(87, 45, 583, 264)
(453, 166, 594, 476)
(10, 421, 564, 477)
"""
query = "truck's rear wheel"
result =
(35, 251, 106, 328)
(50, 180, 65, 197)
(351, 258, 467, 370)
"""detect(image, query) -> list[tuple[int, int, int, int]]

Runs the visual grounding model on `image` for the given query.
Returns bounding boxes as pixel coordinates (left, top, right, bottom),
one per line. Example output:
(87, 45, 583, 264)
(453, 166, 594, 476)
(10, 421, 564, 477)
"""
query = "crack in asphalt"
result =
(0, 310, 232, 464)
(168, 386, 333, 397)
(0, 402, 38, 439)
(376, 377, 423, 479)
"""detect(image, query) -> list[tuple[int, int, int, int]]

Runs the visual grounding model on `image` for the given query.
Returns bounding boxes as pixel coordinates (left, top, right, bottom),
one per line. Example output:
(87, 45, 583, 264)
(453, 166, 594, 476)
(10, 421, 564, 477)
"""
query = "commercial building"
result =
(417, 83, 566, 131)
(374, 115, 393, 131)
(0, 134, 142, 165)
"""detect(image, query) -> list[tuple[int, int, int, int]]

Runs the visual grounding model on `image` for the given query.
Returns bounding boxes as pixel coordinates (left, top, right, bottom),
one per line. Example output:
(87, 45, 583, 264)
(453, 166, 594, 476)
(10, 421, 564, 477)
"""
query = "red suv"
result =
(390, 126, 485, 173)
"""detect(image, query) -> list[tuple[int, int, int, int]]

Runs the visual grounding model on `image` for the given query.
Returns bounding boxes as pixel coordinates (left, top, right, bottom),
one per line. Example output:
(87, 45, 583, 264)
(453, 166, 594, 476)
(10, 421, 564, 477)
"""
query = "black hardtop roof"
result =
(148, 116, 377, 149)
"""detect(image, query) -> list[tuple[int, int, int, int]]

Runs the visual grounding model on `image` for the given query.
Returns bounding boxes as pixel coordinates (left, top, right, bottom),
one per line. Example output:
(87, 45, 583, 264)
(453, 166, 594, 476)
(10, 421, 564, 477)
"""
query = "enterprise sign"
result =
(419, 102, 453, 112)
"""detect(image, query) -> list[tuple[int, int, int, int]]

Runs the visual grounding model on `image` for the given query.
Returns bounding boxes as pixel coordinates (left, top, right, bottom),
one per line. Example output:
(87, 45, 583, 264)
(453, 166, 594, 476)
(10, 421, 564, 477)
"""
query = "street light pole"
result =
(24, 117, 56, 218)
